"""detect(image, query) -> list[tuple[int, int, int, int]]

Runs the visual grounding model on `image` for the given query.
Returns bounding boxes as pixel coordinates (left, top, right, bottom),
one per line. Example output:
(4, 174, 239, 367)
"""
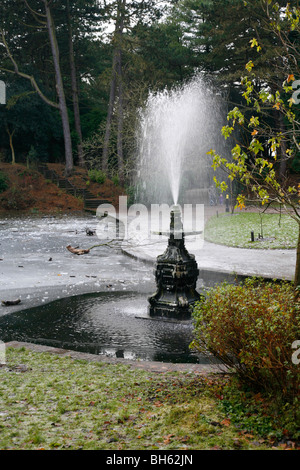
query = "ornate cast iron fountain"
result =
(148, 206, 202, 320)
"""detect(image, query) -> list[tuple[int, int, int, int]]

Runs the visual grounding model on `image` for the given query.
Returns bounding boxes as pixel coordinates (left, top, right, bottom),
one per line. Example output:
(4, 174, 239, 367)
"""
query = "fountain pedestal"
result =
(148, 206, 202, 320)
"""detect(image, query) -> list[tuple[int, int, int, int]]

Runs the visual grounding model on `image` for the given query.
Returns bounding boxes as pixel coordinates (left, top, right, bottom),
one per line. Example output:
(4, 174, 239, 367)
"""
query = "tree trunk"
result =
(44, 0, 73, 176)
(6, 127, 16, 164)
(102, 0, 126, 175)
(278, 112, 287, 180)
(102, 52, 117, 173)
(66, 0, 84, 167)
(116, 47, 124, 184)
(295, 224, 300, 289)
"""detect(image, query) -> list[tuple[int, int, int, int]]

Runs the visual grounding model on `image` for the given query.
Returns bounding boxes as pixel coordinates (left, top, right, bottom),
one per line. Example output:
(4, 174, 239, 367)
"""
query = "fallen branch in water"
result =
(66, 245, 90, 255)
(2, 299, 21, 306)
(66, 240, 119, 255)
(66, 237, 165, 256)
(88, 239, 120, 250)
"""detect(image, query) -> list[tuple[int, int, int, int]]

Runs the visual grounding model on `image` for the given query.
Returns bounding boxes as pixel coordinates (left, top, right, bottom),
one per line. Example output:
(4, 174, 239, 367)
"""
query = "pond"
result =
(0, 290, 219, 364)
(0, 214, 228, 365)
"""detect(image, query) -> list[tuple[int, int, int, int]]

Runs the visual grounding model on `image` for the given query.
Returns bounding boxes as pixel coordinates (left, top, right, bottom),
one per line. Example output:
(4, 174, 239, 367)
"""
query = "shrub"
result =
(111, 174, 120, 186)
(191, 278, 300, 398)
(88, 169, 106, 185)
(17, 168, 39, 188)
(0, 186, 36, 210)
(0, 171, 9, 193)
(125, 185, 136, 206)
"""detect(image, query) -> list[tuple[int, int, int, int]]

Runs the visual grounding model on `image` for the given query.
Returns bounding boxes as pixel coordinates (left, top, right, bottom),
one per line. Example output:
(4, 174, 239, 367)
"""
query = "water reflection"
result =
(0, 291, 218, 364)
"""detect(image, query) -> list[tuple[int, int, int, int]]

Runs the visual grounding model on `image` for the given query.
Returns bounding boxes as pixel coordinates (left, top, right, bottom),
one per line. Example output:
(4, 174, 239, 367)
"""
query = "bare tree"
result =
(66, 0, 84, 167)
(1, 0, 74, 175)
(102, 0, 126, 181)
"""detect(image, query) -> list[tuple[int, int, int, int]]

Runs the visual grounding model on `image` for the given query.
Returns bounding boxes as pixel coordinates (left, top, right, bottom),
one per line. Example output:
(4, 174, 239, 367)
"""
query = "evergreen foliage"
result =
(0, 0, 299, 181)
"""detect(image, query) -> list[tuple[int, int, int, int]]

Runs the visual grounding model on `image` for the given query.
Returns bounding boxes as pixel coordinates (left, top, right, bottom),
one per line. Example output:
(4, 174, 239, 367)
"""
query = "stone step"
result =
(36, 164, 112, 210)
(85, 199, 111, 208)
(84, 190, 96, 199)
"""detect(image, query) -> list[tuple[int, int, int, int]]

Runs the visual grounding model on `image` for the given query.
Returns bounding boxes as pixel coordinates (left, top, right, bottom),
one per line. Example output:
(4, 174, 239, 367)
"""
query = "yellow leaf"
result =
(251, 129, 258, 136)
(288, 97, 295, 107)
(245, 60, 254, 71)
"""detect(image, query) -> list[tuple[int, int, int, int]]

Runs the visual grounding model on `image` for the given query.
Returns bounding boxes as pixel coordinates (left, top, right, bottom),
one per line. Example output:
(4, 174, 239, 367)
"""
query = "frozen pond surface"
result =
(0, 214, 155, 313)
(0, 214, 214, 364)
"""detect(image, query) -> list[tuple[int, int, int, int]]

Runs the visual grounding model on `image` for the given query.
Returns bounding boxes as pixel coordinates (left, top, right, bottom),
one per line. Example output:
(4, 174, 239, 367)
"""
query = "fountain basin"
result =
(0, 290, 219, 364)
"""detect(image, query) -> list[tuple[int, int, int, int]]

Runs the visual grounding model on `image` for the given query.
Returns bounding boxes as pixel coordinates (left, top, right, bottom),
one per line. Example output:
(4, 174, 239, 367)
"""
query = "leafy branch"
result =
(208, 1, 300, 288)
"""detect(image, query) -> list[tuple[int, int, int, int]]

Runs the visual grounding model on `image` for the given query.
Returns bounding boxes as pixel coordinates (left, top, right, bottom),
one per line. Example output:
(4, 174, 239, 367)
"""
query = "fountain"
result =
(0, 76, 230, 365)
(136, 76, 227, 319)
(148, 205, 203, 319)
(135, 75, 227, 206)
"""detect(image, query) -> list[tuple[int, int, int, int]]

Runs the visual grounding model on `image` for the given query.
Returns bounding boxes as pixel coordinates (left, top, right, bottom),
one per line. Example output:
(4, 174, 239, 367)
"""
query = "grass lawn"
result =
(204, 212, 299, 249)
(0, 347, 297, 450)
